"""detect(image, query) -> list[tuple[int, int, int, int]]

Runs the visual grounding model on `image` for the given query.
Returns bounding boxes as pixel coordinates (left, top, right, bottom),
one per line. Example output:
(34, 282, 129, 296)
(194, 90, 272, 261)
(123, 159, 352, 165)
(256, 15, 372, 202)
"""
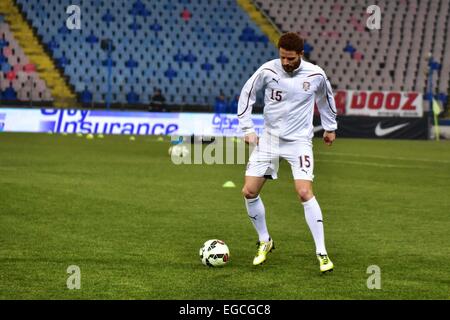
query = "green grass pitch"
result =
(0, 132, 449, 299)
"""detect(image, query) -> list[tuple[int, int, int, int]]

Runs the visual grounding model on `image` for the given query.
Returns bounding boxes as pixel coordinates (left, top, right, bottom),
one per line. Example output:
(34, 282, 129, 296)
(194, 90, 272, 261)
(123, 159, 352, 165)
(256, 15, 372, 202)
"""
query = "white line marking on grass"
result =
(316, 159, 430, 169)
(317, 152, 450, 164)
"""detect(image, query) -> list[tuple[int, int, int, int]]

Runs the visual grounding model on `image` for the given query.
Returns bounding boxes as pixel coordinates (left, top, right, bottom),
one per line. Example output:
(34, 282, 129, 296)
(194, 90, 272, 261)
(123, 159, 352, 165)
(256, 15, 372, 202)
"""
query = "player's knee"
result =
(297, 188, 313, 202)
(242, 187, 259, 199)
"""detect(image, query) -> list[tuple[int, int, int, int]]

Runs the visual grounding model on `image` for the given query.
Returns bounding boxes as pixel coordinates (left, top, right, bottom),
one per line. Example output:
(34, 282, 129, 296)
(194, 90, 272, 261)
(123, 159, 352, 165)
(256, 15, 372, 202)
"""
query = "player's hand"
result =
(244, 133, 259, 146)
(323, 131, 336, 146)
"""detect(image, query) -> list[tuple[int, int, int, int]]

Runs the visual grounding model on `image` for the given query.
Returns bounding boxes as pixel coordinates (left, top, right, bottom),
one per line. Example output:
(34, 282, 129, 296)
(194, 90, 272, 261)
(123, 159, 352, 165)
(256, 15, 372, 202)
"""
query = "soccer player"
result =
(238, 32, 337, 273)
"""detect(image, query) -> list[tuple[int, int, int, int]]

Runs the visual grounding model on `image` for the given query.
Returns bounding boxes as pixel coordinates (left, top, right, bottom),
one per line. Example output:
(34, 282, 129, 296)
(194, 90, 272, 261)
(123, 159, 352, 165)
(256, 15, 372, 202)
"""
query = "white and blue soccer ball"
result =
(199, 239, 230, 267)
(168, 144, 190, 158)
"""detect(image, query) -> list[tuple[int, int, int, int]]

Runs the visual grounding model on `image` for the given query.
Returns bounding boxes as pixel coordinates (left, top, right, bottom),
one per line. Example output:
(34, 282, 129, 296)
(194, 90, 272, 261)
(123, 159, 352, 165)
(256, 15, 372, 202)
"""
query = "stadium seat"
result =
(256, 0, 449, 96)
(0, 21, 52, 101)
(8, 0, 277, 105)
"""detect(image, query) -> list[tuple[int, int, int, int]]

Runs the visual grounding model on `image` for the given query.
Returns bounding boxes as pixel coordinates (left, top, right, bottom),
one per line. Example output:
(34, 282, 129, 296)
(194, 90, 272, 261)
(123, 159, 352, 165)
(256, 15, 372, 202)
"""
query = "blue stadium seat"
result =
(14, 0, 277, 105)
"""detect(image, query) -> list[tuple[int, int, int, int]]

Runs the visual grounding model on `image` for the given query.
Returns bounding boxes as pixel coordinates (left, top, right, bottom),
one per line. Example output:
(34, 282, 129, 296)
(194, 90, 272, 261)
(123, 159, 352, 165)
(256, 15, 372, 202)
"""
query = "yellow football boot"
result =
(317, 254, 334, 273)
(253, 238, 274, 265)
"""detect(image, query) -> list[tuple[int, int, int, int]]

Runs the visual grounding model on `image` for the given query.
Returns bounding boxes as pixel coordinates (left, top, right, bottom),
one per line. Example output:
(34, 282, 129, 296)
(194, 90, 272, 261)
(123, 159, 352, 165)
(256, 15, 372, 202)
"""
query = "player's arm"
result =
(237, 68, 266, 145)
(316, 74, 338, 146)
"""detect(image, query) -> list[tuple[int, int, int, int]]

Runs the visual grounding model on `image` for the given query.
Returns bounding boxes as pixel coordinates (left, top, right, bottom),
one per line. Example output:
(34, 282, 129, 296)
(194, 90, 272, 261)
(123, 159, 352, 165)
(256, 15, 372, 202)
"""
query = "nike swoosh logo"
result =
(272, 78, 279, 84)
(314, 125, 323, 133)
(375, 123, 409, 137)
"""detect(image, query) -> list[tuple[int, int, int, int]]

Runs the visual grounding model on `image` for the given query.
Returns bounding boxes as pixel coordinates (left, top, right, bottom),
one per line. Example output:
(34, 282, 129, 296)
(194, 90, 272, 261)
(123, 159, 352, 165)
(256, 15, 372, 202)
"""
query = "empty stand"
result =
(14, 0, 277, 106)
(256, 0, 449, 100)
(0, 19, 52, 102)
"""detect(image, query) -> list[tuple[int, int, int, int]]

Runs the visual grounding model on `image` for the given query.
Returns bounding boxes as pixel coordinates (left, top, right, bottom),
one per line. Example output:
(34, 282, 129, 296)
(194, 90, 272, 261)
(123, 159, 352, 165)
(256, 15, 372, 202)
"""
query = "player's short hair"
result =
(278, 32, 304, 53)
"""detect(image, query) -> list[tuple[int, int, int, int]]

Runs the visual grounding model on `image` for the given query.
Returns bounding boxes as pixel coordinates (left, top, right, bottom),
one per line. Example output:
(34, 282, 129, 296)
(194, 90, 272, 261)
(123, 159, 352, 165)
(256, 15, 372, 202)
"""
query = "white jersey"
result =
(238, 58, 337, 141)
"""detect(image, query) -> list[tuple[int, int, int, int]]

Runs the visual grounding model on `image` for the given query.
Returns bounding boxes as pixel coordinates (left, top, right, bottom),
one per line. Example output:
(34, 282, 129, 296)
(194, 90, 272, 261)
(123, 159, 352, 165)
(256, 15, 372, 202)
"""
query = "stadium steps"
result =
(0, 0, 77, 107)
(236, 0, 280, 46)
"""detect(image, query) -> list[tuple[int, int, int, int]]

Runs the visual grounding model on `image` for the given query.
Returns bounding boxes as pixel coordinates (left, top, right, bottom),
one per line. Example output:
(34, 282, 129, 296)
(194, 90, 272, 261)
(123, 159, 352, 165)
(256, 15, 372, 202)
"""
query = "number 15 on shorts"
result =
(299, 155, 311, 168)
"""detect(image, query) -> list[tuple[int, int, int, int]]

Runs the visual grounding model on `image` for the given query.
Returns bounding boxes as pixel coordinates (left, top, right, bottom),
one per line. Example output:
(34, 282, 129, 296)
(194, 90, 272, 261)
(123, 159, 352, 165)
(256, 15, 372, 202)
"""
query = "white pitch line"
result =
(315, 159, 430, 169)
(317, 152, 450, 165)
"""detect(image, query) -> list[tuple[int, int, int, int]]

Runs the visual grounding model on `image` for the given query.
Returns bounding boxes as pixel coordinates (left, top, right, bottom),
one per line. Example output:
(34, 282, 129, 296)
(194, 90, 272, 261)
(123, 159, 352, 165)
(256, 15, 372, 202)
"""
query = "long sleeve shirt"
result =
(238, 58, 337, 141)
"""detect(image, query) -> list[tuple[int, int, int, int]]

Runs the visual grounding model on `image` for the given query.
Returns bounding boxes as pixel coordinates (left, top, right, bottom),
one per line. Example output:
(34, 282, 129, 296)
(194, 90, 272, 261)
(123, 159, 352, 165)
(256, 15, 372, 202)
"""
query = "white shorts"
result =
(245, 134, 314, 181)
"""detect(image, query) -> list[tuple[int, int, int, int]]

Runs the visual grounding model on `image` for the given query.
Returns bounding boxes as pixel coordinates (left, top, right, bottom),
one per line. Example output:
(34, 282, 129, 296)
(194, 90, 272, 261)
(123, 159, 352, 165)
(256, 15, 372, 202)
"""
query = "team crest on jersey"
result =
(303, 81, 310, 91)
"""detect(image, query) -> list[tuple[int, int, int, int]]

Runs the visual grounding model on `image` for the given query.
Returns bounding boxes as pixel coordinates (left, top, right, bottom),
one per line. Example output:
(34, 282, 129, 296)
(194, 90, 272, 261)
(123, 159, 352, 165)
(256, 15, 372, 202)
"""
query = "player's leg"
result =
(243, 135, 279, 265)
(242, 176, 275, 265)
(295, 180, 333, 273)
(242, 176, 269, 241)
(295, 179, 325, 253)
(295, 179, 334, 272)
(284, 140, 333, 272)
(295, 180, 326, 255)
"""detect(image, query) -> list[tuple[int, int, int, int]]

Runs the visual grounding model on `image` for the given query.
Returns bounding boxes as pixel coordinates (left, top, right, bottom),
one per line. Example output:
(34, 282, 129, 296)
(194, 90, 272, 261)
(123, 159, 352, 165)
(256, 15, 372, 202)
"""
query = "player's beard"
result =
(282, 60, 301, 73)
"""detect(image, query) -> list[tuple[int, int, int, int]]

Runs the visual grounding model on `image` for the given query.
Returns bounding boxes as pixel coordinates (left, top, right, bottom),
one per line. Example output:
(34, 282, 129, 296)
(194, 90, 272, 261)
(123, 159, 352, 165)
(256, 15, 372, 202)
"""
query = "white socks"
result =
(302, 196, 327, 255)
(244, 195, 327, 254)
(245, 195, 270, 242)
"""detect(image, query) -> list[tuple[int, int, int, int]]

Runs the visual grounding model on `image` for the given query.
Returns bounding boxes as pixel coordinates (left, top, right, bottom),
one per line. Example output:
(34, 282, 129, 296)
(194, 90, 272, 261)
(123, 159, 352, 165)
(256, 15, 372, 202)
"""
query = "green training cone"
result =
(222, 181, 236, 188)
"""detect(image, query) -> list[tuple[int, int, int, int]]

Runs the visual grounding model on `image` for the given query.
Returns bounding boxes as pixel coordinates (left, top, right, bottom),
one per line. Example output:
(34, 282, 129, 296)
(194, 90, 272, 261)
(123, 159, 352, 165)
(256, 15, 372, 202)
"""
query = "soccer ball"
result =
(199, 239, 230, 267)
(168, 144, 190, 157)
